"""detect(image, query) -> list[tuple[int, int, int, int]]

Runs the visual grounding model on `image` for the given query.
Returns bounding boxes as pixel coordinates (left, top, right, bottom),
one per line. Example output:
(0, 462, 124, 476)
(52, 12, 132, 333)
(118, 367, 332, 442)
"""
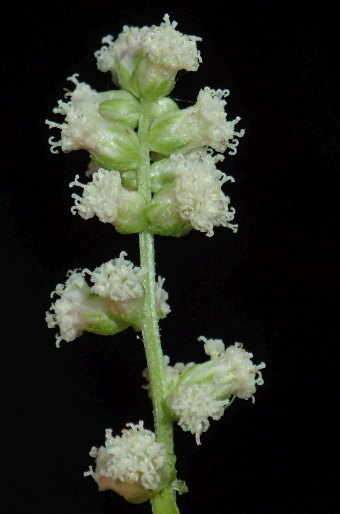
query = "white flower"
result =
(170, 382, 230, 444)
(46, 75, 140, 171)
(199, 337, 266, 401)
(142, 14, 202, 72)
(95, 14, 201, 79)
(172, 150, 237, 237)
(84, 252, 148, 301)
(46, 255, 171, 346)
(84, 421, 168, 495)
(46, 270, 92, 347)
(148, 88, 244, 156)
(46, 74, 100, 154)
(83, 252, 171, 318)
(95, 26, 147, 77)
(166, 337, 265, 443)
(69, 169, 122, 222)
(189, 87, 245, 154)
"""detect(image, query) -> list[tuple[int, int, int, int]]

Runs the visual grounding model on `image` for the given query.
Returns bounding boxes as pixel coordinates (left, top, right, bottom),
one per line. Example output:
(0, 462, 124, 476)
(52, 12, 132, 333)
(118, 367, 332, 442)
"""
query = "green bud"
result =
(90, 122, 140, 172)
(150, 158, 176, 192)
(115, 191, 149, 234)
(150, 97, 179, 119)
(98, 90, 140, 129)
(131, 56, 176, 100)
(147, 111, 192, 155)
(146, 183, 192, 237)
(120, 170, 138, 191)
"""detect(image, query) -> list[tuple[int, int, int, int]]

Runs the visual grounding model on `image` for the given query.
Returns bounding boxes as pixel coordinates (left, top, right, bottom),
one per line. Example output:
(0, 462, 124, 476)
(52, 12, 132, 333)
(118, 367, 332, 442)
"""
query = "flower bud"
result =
(120, 170, 138, 190)
(165, 337, 265, 443)
(98, 90, 140, 129)
(148, 87, 245, 155)
(69, 169, 148, 234)
(146, 183, 192, 237)
(84, 421, 175, 503)
(147, 150, 237, 237)
(150, 157, 177, 192)
(150, 97, 179, 120)
(46, 75, 140, 172)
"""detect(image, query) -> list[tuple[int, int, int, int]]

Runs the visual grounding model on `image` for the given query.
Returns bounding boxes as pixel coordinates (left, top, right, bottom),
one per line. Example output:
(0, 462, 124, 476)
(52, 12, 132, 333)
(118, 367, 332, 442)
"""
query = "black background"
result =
(2, 1, 338, 512)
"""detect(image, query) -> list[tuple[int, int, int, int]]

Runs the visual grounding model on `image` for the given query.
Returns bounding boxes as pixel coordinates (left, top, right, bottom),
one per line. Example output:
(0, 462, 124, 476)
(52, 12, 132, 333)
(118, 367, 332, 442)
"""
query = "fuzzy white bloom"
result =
(167, 337, 265, 443)
(172, 150, 237, 237)
(142, 14, 202, 72)
(46, 270, 91, 347)
(84, 252, 147, 301)
(46, 74, 100, 154)
(84, 421, 168, 493)
(70, 169, 122, 222)
(95, 14, 201, 77)
(171, 382, 230, 444)
(155, 276, 171, 318)
(191, 87, 245, 154)
(199, 337, 266, 401)
(95, 26, 146, 75)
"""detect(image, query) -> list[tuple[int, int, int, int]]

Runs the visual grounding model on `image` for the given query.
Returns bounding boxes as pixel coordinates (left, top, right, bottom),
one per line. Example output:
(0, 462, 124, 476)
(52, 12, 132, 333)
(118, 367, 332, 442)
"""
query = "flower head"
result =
(84, 252, 147, 301)
(171, 382, 230, 444)
(69, 169, 148, 234)
(173, 150, 237, 236)
(166, 337, 265, 443)
(95, 15, 201, 99)
(146, 149, 237, 237)
(142, 14, 202, 72)
(46, 270, 92, 347)
(84, 421, 172, 503)
(46, 254, 170, 345)
(148, 87, 245, 155)
(45, 75, 140, 171)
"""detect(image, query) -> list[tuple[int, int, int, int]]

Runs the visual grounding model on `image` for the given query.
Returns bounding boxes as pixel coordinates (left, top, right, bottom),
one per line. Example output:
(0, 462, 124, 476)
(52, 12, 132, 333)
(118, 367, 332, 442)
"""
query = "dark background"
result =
(2, 1, 338, 512)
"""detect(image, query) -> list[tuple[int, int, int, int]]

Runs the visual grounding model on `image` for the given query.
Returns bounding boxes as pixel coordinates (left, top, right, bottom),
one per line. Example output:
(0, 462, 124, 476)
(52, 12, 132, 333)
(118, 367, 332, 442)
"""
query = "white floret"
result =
(84, 421, 167, 491)
(45, 74, 101, 153)
(170, 382, 230, 444)
(193, 87, 245, 154)
(84, 252, 148, 301)
(46, 270, 91, 347)
(142, 14, 202, 72)
(171, 150, 237, 237)
(69, 169, 123, 223)
(199, 336, 266, 401)
(95, 26, 146, 74)
(155, 276, 171, 318)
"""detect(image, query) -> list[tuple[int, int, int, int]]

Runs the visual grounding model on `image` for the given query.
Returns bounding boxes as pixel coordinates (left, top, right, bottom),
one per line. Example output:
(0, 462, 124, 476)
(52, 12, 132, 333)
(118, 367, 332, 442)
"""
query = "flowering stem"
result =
(138, 100, 179, 514)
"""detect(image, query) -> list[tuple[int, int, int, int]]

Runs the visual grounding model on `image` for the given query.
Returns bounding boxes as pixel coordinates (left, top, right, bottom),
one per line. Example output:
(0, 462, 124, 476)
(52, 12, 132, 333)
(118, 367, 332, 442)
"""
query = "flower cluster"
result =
(84, 421, 172, 503)
(164, 337, 265, 443)
(69, 169, 148, 234)
(46, 252, 170, 346)
(148, 87, 244, 156)
(46, 75, 140, 172)
(46, 14, 263, 510)
(46, 15, 244, 240)
(95, 14, 202, 99)
(147, 150, 237, 237)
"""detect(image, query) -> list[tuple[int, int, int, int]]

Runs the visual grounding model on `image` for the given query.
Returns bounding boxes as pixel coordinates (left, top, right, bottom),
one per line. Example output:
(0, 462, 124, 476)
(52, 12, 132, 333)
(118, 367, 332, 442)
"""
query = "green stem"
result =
(138, 99, 180, 514)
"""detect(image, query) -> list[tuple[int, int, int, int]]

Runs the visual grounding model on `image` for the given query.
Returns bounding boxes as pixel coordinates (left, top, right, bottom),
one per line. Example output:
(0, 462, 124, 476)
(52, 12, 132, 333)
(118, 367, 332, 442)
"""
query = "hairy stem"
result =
(138, 100, 179, 514)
